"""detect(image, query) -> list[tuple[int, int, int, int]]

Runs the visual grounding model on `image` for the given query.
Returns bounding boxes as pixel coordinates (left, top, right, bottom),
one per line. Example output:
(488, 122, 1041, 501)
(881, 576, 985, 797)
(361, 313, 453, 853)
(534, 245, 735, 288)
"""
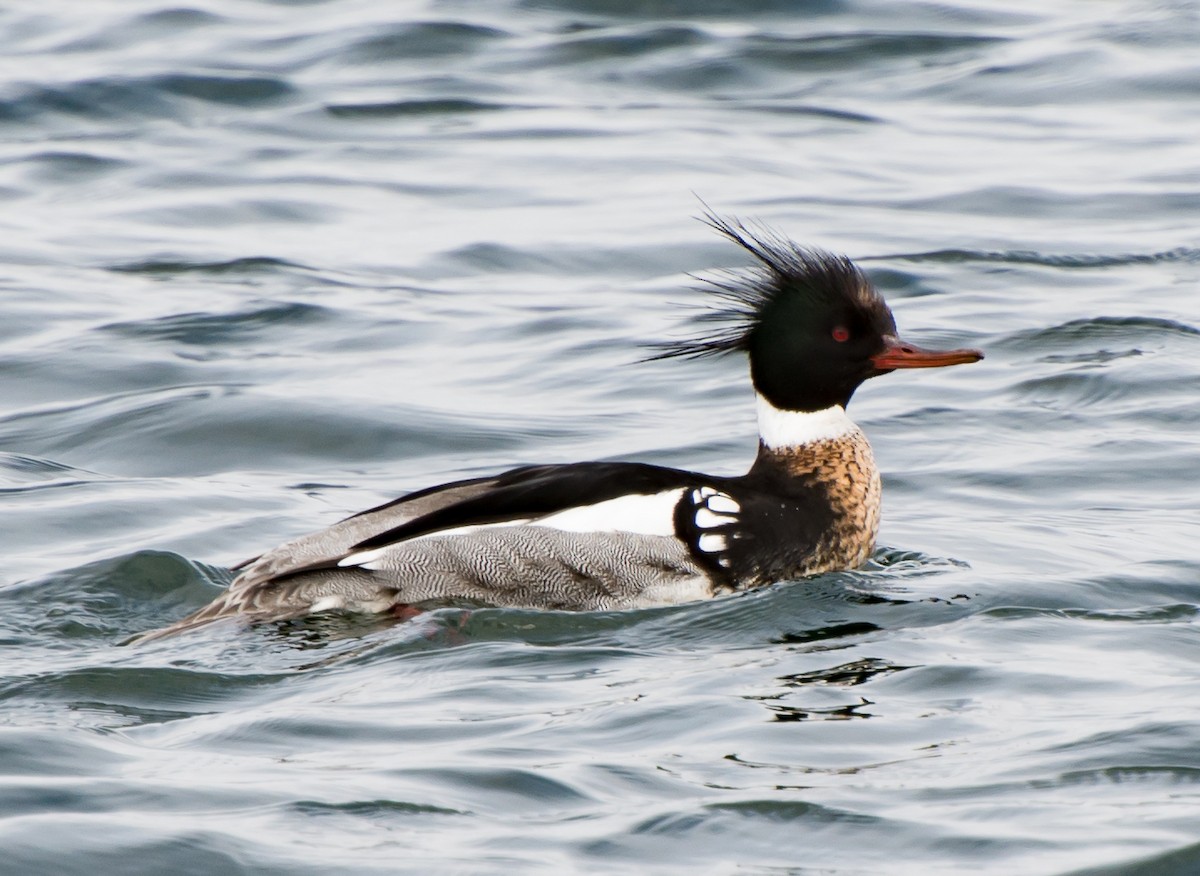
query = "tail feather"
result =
(126, 568, 398, 645)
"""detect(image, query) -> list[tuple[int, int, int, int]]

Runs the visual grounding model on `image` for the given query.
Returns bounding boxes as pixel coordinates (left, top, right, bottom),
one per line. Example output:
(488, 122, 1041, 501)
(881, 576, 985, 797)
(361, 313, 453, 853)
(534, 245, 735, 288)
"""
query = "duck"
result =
(131, 215, 982, 643)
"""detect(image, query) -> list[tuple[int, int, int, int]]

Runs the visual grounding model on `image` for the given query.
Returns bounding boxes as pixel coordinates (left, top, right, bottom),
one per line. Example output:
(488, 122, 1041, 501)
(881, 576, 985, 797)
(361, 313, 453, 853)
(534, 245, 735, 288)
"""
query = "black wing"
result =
(350, 461, 702, 551)
(228, 460, 707, 589)
(227, 473, 509, 588)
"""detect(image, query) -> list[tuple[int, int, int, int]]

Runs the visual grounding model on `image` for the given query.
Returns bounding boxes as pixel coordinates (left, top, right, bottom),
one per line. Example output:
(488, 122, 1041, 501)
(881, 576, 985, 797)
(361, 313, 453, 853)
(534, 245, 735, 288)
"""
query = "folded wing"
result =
(131, 461, 706, 642)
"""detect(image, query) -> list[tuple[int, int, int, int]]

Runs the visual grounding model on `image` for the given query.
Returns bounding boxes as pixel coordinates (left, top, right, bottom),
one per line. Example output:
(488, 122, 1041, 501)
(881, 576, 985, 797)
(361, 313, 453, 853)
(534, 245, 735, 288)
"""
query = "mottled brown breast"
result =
(759, 427, 881, 576)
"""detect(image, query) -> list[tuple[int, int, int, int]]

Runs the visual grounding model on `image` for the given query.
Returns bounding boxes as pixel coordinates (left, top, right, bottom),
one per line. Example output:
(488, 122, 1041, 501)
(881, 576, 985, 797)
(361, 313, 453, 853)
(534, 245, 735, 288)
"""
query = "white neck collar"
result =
(756, 395, 857, 449)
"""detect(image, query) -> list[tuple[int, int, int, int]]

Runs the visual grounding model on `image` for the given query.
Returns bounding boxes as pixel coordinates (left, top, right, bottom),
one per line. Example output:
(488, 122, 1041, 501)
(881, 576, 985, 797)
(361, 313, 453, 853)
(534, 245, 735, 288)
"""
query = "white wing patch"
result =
(338, 489, 686, 571)
(532, 488, 685, 536)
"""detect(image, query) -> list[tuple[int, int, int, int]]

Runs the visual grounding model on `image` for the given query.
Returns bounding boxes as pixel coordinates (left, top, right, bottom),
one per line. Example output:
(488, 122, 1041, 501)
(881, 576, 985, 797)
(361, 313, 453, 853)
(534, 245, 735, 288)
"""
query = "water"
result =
(1, 1, 1198, 873)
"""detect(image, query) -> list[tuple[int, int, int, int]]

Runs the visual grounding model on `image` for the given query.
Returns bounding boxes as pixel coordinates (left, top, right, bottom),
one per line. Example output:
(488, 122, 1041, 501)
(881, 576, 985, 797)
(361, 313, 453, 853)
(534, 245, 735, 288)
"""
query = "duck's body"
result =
(132, 216, 980, 643)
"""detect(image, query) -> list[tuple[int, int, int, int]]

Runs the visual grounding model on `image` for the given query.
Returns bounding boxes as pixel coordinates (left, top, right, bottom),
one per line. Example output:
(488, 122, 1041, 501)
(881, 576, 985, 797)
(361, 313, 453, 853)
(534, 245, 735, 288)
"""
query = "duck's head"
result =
(651, 214, 983, 413)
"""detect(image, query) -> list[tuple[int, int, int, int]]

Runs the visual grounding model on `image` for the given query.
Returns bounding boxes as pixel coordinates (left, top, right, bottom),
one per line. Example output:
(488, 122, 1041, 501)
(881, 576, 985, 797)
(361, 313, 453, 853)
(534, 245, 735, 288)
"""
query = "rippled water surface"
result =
(2, 1, 1198, 873)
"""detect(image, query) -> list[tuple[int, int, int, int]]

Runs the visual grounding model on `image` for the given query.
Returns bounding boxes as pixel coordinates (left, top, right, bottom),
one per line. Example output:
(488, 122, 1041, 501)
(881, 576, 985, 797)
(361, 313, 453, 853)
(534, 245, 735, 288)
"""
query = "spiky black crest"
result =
(646, 213, 884, 361)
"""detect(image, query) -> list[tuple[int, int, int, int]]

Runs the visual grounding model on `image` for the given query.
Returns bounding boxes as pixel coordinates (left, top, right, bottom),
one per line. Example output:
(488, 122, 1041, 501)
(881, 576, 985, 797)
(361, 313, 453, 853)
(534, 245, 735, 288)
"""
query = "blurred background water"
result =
(1, 1, 1198, 873)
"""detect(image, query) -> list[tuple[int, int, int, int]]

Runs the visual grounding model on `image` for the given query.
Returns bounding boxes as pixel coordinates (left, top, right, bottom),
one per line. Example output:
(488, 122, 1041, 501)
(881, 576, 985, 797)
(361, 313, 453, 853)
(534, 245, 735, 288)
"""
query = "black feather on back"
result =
(645, 212, 880, 362)
(348, 461, 701, 552)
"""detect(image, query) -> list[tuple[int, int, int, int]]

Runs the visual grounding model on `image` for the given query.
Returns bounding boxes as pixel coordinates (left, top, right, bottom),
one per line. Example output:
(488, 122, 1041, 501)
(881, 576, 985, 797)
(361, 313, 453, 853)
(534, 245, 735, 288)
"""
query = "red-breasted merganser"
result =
(132, 216, 982, 642)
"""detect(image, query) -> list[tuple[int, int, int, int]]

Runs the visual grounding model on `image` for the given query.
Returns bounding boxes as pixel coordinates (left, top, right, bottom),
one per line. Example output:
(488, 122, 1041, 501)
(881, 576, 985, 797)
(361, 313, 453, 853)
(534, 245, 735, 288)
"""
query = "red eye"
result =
(832, 326, 850, 342)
